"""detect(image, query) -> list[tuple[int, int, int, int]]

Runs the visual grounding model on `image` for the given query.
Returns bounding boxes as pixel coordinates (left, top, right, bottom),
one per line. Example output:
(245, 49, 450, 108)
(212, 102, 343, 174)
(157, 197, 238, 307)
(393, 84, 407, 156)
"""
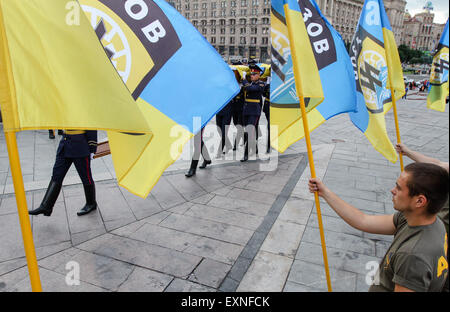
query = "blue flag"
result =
(270, 0, 357, 152)
(349, 0, 405, 163)
(428, 19, 449, 112)
(80, 0, 240, 197)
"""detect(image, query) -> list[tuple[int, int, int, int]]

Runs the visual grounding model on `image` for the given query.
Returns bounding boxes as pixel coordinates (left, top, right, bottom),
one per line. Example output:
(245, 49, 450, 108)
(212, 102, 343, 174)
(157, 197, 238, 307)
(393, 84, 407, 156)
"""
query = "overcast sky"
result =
(405, 0, 449, 24)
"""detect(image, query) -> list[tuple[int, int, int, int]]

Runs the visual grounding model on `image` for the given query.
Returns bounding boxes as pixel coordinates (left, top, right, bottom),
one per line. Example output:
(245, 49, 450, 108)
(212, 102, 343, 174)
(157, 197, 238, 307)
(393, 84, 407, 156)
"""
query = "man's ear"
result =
(415, 194, 428, 209)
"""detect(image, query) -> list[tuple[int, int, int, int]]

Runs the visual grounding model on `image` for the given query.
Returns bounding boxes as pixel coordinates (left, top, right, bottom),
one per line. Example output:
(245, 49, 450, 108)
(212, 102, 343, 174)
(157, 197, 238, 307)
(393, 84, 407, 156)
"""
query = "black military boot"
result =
(29, 180, 62, 216)
(241, 133, 249, 162)
(199, 159, 211, 169)
(57, 130, 64, 135)
(185, 160, 199, 178)
(48, 130, 55, 139)
(77, 184, 97, 216)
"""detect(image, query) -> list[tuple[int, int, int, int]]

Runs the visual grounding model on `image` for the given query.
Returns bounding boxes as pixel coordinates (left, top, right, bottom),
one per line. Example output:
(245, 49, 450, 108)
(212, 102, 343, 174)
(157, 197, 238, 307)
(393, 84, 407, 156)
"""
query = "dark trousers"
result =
(232, 111, 244, 147)
(243, 115, 260, 156)
(264, 109, 270, 149)
(52, 154, 93, 185)
(216, 114, 232, 152)
(190, 129, 211, 169)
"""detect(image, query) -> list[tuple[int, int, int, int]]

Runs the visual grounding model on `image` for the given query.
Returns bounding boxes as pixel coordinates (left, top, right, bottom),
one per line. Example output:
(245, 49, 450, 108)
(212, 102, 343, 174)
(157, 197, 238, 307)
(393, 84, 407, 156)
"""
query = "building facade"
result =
(316, 0, 406, 44)
(401, 5, 446, 52)
(169, 0, 271, 62)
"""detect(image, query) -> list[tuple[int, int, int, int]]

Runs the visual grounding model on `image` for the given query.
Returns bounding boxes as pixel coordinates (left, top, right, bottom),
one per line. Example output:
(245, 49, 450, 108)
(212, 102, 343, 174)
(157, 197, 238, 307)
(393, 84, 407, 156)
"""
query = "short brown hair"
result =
(404, 162, 449, 215)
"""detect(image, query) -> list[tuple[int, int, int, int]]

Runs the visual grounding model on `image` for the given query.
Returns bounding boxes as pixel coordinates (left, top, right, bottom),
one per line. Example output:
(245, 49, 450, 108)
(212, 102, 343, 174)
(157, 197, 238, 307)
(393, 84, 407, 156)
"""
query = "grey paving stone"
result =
(226, 188, 277, 206)
(184, 204, 264, 231)
(31, 201, 70, 249)
(0, 258, 27, 277)
(307, 214, 363, 237)
(191, 193, 215, 205)
(62, 185, 106, 242)
(226, 257, 253, 282)
(0, 213, 27, 262)
(127, 223, 200, 251)
(207, 195, 272, 217)
(0, 192, 33, 216)
(188, 259, 231, 288)
(165, 174, 208, 201)
(120, 189, 163, 221)
(5, 267, 105, 292)
(165, 278, 215, 292)
(283, 280, 319, 292)
(301, 226, 376, 257)
(278, 198, 313, 225)
(77, 234, 202, 278)
(150, 176, 186, 209)
(95, 182, 136, 231)
(287, 260, 357, 292)
(218, 276, 239, 292)
(183, 236, 243, 265)
(190, 170, 227, 193)
(39, 249, 134, 291)
(160, 213, 254, 246)
(295, 241, 382, 276)
(117, 267, 173, 292)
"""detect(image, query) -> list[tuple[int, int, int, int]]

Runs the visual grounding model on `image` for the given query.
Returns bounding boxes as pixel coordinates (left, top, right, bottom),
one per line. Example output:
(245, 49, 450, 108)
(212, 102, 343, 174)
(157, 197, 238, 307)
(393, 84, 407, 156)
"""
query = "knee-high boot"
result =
(77, 184, 97, 216)
(29, 180, 62, 216)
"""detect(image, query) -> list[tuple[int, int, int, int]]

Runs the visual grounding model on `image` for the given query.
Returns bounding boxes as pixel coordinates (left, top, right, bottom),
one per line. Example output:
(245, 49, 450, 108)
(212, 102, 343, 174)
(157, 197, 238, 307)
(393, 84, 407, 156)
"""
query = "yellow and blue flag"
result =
(270, 0, 357, 152)
(79, 0, 239, 197)
(428, 19, 449, 112)
(349, 0, 405, 163)
(0, 0, 151, 136)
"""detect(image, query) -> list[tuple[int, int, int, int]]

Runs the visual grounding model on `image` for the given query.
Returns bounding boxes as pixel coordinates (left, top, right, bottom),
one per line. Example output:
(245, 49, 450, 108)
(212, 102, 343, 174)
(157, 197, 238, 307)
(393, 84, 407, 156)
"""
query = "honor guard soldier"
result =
(230, 60, 245, 151)
(216, 98, 233, 157)
(29, 129, 99, 217)
(241, 64, 266, 162)
(263, 82, 271, 154)
(185, 128, 211, 178)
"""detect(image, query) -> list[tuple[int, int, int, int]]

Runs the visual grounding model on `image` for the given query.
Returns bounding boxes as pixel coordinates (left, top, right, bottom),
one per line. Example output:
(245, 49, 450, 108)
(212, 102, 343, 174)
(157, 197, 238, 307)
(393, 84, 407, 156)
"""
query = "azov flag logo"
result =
(80, 0, 181, 99)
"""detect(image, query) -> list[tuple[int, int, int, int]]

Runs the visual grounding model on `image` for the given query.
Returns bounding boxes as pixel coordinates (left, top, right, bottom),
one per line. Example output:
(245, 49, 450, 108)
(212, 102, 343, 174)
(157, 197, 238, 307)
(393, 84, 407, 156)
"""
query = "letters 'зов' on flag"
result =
(270, 0, 357, 153)
(79, 0, 239, 198)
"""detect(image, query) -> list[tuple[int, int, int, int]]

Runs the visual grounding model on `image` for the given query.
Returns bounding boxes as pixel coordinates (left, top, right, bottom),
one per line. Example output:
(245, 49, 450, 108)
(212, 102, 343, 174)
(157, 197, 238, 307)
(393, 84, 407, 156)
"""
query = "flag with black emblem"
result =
(79, 0, 240, 198)
(348, 0, 405, 163)
(428, 19, 449, 112)
(270, 0, 357, 153)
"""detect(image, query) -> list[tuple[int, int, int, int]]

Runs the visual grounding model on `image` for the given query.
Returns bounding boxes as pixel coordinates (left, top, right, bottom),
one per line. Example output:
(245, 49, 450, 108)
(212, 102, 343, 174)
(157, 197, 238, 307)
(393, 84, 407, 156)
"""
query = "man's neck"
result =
(404, 210, 436, 227)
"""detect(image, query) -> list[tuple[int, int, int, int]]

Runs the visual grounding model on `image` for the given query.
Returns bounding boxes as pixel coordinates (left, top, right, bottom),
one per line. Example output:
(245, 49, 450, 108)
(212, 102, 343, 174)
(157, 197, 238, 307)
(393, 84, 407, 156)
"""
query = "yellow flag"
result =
(0, 0, 151, 137)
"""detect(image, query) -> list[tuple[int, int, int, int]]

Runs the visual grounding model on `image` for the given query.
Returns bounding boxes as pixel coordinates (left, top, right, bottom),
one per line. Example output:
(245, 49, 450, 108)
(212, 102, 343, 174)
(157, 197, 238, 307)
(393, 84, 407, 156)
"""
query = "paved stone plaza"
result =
(0, 94, 448, 292)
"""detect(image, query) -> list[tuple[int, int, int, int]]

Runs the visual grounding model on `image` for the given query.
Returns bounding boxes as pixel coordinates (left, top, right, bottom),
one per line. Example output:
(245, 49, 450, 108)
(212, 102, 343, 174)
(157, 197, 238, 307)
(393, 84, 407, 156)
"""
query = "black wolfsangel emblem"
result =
(100, 0, 181, 99)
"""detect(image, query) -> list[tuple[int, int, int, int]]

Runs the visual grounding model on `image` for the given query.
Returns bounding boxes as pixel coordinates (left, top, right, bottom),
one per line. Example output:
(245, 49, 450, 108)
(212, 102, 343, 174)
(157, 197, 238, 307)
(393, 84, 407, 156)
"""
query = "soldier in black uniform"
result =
(185, 128, 211, 177)
(230, 60, 245, 151)
(216, 99, 233, 157)
(231, 86, 245, 151)
(263, 82, 271, 154)
(29, 130, 98, 217)
(241, 64, 266, 162)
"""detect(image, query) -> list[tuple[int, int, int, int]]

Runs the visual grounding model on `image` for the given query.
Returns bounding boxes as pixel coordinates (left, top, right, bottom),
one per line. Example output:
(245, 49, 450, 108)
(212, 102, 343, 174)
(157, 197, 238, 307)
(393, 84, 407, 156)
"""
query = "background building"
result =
(169, 0, 271, 62)
(316, 0, 406, 44)
(169, 0, 445, 61)
(401, 2, 446, 51)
